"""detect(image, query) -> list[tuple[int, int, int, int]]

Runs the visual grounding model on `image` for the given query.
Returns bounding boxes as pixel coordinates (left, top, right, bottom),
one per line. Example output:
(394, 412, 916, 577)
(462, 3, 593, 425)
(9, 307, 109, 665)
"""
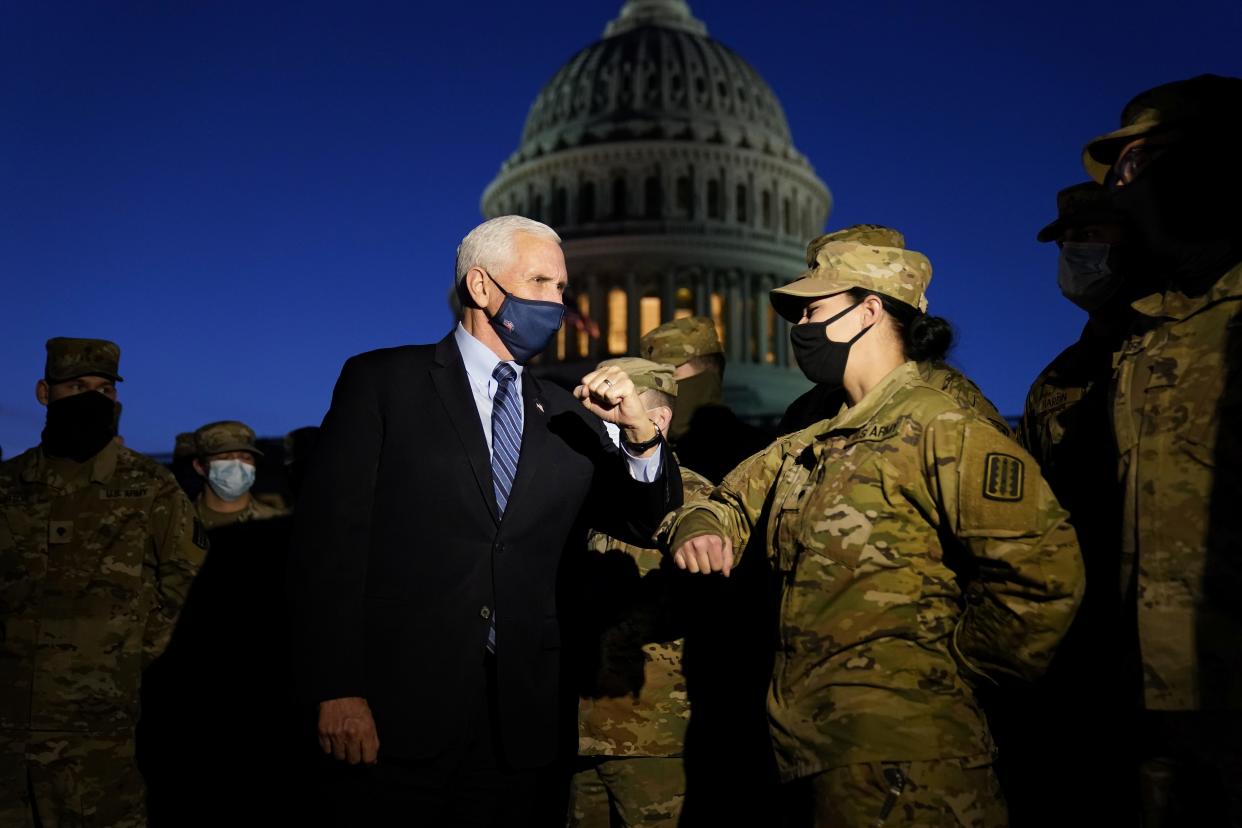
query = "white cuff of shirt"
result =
(606, 422, 665, 483)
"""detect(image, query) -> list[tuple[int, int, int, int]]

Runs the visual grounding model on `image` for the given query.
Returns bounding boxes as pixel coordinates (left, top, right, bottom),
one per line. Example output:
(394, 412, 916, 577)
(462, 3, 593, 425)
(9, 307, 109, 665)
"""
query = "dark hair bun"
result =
(906, 314, 954, 362)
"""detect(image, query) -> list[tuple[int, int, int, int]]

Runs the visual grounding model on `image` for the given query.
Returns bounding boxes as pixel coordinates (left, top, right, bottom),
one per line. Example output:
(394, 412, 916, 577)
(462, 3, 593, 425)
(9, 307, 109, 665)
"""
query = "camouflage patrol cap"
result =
(597, 357, 677, 397)
(1036, 182, 1118, 243)
(771, 241, 933, 323)
(1083, 74, 1242, 183)
(805, 225, 906, 266)
(172, 432, 198, 461)
(194, 420, 264, 457)
(44, 337, 124, 383)
(640, 316, 723, 367)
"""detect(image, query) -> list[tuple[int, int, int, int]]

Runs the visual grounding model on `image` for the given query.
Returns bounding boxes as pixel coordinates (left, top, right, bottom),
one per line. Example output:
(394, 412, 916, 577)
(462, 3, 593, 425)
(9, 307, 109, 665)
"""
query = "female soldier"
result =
(658, 239, 1084, 827)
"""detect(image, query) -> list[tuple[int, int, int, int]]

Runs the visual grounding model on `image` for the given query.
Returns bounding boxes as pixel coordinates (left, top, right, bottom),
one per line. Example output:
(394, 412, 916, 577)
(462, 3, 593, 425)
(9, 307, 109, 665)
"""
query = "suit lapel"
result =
(430, 334, 499, 525)
(502, 371, 549, 520)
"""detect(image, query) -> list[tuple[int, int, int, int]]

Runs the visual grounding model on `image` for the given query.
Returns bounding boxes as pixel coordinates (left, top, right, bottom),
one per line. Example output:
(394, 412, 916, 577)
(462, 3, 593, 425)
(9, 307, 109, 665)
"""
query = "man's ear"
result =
(35, 379, 49, 406)
(462, 267, 492, 310)
(648, 405, 674, 436)
(192, 458, 207, 478)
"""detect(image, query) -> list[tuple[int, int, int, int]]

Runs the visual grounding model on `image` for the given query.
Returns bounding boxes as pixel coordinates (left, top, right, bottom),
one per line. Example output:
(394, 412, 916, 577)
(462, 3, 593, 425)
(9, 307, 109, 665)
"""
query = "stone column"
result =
(662, 269, 676, 324)
(693, 269, 708, 317)
(756, 273, 771, 364)
(774, 274, 790, 367)
(588, 277, 605, 362)
(727, 270, 745, 363)
(626, 271, 641, 355)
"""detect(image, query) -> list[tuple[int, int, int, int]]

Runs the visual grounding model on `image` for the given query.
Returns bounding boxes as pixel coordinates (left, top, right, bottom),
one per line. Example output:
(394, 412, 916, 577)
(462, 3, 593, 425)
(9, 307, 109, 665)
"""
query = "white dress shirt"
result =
(453, 323, 662, 481)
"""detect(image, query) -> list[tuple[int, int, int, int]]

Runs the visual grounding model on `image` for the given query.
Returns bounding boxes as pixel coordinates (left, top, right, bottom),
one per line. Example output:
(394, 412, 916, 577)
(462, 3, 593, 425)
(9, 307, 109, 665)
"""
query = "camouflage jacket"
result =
(577, 467, 714, 757)
(1113, 260, 1242, 711)
(780, 361, 1011, 438)
(195, 492, 288, 530)
(658, 361, 1084, 781)
(1020, 323, 1120, 483)
(0, 442, 206, 732)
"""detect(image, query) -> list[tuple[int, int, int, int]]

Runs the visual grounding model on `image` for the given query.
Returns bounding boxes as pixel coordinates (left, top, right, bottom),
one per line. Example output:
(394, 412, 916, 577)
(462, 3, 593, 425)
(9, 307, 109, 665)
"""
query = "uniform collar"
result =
(1131, 259, 1242, 321)
(21, 440, 119, 487)
(816, 360, 920, 435)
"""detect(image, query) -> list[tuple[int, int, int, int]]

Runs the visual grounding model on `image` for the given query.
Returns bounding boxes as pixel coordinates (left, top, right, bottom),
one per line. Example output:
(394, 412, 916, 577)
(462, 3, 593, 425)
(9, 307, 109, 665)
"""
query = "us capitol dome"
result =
(481, 0, 832, 419)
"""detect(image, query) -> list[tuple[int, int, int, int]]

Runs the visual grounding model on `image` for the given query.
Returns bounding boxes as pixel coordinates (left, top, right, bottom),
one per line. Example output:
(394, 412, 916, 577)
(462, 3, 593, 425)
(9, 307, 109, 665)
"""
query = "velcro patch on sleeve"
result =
(192, 517, 210, 550)
(982, 453, 1025, 502)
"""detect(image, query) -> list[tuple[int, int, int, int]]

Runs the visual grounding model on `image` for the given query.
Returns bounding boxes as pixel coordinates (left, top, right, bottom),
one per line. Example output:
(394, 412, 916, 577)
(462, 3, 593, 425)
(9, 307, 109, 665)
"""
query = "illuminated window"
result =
(710, 291, 726, 347)
(576, 294, 590, 356)
(640, 295, 661, 337)
(608, 288, 627, 354)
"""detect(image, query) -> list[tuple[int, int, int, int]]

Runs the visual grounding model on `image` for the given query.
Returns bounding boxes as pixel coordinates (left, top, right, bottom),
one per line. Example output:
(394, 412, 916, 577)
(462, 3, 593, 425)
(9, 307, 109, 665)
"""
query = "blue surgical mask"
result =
(1058, 242, 1124, 311)
(486, 273, 566, 364)
(207, 459, 256, 501)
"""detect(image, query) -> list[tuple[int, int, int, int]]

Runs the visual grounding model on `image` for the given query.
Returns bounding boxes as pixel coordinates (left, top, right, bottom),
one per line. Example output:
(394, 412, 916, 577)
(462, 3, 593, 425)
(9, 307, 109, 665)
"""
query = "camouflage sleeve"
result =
(1016, 384, 1044, 463)
(656, 440, 785, 564)
(923, 410, 1084, 684)
(144, 480, 208, 664)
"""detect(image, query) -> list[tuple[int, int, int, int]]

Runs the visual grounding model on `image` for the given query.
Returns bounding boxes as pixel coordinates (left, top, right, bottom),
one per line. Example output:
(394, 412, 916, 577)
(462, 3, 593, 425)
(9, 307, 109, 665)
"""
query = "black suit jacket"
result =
(290, 333, 680, 767)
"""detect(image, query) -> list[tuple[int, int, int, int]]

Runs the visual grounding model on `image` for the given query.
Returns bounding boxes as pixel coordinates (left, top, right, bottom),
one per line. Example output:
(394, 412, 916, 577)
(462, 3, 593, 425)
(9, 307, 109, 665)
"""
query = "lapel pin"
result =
(535, 400, 545, 414)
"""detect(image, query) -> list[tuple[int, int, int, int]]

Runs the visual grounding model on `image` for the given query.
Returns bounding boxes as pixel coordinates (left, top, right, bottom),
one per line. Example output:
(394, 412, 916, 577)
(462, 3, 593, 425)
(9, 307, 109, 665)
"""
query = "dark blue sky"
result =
(2, 0, 1237, 454)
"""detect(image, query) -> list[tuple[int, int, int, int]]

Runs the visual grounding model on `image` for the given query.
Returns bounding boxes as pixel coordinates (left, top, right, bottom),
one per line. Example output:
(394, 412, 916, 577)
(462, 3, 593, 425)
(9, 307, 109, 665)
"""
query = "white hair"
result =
(454, 215, 561, 286)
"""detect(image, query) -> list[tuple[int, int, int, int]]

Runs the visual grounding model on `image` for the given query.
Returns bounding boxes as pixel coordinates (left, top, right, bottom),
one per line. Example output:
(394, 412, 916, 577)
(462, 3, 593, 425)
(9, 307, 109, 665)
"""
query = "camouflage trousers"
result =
(569, 756, 685, 828)
(799, 754, 1007, 828)
(0, 729, 147, 828)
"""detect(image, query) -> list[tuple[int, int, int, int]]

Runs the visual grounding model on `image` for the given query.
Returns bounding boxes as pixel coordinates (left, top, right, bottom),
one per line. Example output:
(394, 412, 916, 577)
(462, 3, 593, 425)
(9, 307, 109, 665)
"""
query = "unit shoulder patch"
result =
(982, 453, 1025, 502)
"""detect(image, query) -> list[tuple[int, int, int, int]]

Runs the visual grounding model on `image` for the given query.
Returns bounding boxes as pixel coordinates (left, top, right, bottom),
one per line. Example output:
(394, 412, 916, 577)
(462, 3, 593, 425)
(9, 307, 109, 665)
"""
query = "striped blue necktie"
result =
(488, 362, 522, 652)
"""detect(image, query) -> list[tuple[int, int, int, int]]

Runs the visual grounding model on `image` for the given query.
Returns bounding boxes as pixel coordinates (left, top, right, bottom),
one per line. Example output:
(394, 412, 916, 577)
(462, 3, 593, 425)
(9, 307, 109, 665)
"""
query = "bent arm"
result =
(925, 412, 1085, 684)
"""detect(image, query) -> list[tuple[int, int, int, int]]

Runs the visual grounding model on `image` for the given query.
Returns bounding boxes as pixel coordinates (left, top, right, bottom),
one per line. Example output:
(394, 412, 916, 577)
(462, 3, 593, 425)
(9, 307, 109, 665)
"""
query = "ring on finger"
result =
(602, 378, 614, 388)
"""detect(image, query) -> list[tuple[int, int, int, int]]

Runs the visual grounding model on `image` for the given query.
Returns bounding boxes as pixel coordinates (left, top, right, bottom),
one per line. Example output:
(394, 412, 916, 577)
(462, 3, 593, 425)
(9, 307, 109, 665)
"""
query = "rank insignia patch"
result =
(983, 453, 1024, 501)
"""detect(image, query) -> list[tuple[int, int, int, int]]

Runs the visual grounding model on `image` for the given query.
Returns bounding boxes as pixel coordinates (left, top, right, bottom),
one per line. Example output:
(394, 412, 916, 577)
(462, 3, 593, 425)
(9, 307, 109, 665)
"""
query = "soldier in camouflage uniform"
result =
(991, 183, 1135, 825)
(639, 317, 768, 484)
(191, 420, 287, 529)
(0, 338, 207, 827)
(780, 226, 1010, 436)
(1083, 74, 1242, 823)
(659, 242, 1085, 827)
(642, 322, 783, 825)
(568, 358, 714, 828)
(169, 431, 202, 500)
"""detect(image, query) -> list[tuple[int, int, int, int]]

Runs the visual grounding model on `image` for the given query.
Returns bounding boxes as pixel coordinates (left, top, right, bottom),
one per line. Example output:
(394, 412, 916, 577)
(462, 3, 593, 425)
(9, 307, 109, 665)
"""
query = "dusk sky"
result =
(2, 0, 1238, 454)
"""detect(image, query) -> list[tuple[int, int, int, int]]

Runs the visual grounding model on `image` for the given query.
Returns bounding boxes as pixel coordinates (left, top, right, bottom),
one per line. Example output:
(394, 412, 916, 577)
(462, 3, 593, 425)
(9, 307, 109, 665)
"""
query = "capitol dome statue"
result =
(481, 0, 831, 419)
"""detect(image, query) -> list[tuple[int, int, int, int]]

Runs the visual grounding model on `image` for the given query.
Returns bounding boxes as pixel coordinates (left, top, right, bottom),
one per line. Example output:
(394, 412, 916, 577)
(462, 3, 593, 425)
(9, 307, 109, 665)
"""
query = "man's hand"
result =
(318, 696, 380, 765)
(673, 534, 734, 577)
(575, 366, 659, 454)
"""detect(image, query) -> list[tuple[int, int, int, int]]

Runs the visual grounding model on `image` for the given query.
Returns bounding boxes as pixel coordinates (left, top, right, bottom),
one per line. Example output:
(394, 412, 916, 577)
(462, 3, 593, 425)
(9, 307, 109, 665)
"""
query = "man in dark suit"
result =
(290, 215, 681, 826)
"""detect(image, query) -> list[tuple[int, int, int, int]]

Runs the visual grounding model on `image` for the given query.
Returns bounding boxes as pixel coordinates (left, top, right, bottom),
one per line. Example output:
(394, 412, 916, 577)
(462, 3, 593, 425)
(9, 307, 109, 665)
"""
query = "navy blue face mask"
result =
(485, 273, 566, 364)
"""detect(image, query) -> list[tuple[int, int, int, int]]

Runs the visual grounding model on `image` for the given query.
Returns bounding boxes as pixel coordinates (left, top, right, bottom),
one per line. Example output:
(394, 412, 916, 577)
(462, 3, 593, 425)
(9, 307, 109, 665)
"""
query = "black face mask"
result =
(1111, 140, 1242, 292)
(41, 390, 118, 463)
(789, 302, 871, 389)
(668, 370, 722, 442)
